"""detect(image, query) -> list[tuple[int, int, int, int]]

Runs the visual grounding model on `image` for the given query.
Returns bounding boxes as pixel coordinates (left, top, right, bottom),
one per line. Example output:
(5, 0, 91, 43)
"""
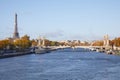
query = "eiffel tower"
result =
(13, 13, 19, 39)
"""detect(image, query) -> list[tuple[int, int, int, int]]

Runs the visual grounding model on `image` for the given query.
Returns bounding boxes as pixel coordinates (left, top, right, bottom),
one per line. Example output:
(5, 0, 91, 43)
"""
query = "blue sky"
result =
(0, 0, 120, 41)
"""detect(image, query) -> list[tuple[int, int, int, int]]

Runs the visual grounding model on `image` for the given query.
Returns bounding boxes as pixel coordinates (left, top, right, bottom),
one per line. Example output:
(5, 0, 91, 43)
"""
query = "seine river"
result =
(0, 48, 120, 80)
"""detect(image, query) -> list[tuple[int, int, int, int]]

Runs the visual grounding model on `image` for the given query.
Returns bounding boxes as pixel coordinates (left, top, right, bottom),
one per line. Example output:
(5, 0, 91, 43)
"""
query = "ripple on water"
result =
(0, 48, 120, 80)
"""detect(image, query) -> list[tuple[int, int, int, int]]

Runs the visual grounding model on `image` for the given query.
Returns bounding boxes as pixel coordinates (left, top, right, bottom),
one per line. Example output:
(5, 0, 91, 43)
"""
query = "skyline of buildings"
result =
(0, 13, 115, 43)
(0, 13, 119, 48)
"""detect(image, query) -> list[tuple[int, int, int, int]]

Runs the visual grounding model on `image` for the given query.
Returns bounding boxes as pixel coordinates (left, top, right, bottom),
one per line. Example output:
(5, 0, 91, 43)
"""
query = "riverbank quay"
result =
(0, 47, 60, 59)
(75, 46, 120, 55)
(0, 50, 32, 59)
(108, 50, 120, 55)
(88, 47, 120, 55)
(34, 46, 69, 54)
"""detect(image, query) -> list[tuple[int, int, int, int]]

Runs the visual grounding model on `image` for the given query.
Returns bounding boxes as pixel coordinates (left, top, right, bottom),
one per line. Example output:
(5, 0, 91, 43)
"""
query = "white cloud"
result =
(34, 30, 105, 41)
(65, 34, 104, 41)
(41, 30, 64, 39)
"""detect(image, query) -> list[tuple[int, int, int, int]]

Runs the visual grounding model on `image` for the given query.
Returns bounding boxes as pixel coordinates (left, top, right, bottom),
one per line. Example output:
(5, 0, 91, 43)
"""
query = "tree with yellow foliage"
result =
(31, 39, 37, 47)
(112, 37, 120, 47)
(92, 41, 104, 46)
(14, 35, 31, 50)
(0, 39, 11, 50)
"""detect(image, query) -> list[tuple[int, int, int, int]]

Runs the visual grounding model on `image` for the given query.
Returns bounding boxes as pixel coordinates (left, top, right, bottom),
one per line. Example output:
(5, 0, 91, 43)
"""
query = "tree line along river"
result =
(0, 48, 120, 80)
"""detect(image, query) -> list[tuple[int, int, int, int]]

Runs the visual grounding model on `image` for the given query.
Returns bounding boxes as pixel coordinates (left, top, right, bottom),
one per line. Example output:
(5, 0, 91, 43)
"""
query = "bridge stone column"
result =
(37, 36, 42, 46)
(42, 37, 45, 46)
(103, 34, 109, 47)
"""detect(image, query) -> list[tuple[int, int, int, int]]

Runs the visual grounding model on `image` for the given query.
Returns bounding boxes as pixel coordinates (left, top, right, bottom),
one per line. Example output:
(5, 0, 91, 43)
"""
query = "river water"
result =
(0, 48, 120, 80)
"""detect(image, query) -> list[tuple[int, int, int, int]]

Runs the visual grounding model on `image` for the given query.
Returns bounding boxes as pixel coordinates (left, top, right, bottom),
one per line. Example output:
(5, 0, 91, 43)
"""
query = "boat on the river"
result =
(35, 47, 48, 54)
(106, 49, 115, 54)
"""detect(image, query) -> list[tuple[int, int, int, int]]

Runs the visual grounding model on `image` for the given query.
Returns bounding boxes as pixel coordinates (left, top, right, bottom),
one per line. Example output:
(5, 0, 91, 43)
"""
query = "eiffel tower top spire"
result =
(13, 13, 19, 39)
